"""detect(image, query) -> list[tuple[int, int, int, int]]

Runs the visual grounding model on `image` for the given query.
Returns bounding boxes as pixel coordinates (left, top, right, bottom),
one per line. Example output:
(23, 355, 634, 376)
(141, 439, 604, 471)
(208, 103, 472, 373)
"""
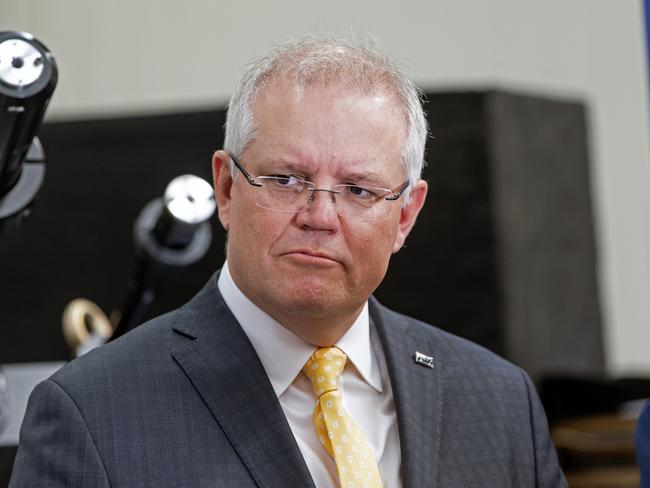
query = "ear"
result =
(212, 150, 233, 231)
(392, 180, 428, 253)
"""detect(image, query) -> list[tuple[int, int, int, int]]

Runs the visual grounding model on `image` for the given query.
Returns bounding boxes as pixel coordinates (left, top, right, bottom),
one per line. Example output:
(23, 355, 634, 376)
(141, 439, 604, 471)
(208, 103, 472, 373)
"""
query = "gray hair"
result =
(223, 35, 428, 194)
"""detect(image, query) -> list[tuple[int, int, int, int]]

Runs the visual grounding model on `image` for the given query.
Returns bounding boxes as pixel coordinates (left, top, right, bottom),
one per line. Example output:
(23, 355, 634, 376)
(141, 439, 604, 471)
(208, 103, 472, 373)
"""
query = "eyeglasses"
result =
(228, 153, 409, 220)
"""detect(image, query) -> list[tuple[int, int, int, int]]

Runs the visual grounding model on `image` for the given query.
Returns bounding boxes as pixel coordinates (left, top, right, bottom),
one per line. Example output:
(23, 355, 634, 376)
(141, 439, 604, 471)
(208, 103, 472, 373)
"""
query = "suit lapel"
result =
(171, 275, 315, 488)
(370, 297, 442, 488)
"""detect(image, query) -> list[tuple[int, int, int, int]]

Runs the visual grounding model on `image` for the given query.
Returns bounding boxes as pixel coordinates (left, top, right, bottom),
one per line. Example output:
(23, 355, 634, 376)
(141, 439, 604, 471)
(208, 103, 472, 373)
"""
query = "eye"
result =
(343, 185, 379, 200)
(266, 174, 305, 188)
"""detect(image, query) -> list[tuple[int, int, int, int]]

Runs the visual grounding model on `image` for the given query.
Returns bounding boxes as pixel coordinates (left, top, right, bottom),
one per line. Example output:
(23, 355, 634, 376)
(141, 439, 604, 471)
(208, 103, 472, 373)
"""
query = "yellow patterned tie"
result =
(302, 347, 384, 488)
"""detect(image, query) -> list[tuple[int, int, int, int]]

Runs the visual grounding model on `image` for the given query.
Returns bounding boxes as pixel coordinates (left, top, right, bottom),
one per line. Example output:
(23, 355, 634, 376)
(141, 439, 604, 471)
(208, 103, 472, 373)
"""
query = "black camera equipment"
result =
(0, 31, 57, 234)
(111, 174, 216, 339)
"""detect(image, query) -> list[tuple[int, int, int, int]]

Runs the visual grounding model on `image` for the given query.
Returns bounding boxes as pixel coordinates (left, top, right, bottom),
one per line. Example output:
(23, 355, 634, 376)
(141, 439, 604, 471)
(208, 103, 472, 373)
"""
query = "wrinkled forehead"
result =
(246, 78, 408, 182)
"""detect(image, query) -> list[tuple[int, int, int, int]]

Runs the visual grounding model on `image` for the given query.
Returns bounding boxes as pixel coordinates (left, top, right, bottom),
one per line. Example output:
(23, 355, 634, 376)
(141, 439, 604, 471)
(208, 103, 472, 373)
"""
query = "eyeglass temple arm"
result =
(228, 153, 263, 187)
(385, 180, 410, 201)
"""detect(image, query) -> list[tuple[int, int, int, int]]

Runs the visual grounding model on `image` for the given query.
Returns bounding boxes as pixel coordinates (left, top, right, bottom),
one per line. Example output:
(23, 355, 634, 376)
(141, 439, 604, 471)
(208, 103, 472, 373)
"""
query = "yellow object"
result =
(303, 347, 384, 488)
(62, 298, 113, 351)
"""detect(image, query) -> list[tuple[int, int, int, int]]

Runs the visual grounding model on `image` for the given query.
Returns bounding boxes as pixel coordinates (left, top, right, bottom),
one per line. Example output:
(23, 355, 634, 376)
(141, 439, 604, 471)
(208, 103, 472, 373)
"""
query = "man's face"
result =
(213, 79, 427, 341)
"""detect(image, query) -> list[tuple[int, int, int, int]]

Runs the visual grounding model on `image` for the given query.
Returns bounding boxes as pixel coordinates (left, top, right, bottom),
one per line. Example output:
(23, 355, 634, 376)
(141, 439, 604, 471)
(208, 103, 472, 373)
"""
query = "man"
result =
(10, 36, 566, 487)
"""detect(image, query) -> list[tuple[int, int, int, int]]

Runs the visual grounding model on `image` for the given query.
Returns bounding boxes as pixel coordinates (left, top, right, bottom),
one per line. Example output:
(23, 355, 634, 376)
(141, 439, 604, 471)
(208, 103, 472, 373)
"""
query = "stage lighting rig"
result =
(0, 31, 57, 234)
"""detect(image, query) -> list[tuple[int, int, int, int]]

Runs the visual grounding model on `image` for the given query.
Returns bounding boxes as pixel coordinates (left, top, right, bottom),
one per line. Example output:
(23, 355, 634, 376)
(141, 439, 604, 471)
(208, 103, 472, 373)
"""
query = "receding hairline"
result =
(252, 36, 405, 85)
(246, 37, 412, 111)
(224, 35, 428, 189)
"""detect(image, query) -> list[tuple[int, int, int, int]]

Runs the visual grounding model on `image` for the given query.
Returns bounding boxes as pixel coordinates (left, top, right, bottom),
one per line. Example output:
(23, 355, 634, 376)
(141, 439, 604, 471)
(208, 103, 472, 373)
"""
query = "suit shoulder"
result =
(418, 316, 516, 370)
(372, 299, 526, 382)
(50, 308, 181, 392)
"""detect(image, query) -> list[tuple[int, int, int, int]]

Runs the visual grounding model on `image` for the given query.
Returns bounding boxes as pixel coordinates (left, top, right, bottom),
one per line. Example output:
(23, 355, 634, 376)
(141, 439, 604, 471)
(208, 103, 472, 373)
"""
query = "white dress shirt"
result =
(218, 262, 402, 488)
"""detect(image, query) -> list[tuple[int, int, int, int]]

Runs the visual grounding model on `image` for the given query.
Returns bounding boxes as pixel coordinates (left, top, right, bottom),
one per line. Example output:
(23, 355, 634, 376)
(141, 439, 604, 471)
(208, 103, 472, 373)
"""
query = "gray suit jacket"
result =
(10, 273, 566, 487)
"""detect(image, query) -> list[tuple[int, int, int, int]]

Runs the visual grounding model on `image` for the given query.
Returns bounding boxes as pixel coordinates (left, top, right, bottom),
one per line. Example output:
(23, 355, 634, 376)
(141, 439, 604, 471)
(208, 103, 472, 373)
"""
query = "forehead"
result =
(245, 78, 407, 180)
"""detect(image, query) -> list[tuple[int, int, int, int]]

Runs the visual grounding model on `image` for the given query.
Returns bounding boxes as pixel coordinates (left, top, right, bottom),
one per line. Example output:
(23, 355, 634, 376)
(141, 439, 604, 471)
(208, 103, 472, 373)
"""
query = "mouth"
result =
(281, 249, 341, 267)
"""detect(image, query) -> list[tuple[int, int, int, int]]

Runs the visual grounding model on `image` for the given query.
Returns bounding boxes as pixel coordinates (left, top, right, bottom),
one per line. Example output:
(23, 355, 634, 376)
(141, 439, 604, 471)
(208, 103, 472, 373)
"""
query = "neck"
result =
(263, 304, 364, 347)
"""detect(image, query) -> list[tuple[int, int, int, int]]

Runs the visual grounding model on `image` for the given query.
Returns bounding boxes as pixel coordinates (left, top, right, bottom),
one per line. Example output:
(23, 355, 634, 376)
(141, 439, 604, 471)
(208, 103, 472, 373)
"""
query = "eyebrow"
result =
(256, 159, 391, 187)
(256, 159, 307, 174)
(336, 170, 390, 187)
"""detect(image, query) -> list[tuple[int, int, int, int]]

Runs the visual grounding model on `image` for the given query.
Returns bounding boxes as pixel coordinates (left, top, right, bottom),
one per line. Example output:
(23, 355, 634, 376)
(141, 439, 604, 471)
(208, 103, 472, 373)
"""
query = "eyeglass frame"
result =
(227, 152, 410, 213)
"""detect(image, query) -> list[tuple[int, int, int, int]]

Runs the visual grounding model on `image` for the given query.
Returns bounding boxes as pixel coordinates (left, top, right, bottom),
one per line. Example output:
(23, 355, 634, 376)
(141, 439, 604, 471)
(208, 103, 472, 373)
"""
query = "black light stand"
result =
(110, 174, 216, 340)
(0, 31, 57, 235)
(0, 30, 57, 454)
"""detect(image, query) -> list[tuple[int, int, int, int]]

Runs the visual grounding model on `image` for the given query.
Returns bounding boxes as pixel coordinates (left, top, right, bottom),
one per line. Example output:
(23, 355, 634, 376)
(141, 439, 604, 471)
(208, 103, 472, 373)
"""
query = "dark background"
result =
(0, 91, 604, 375)
(1, 110, 225, 363)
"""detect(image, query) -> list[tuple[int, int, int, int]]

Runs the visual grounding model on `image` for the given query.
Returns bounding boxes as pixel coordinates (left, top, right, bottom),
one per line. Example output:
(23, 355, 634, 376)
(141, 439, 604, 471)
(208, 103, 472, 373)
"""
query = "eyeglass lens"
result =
(253, 176, 392, 219)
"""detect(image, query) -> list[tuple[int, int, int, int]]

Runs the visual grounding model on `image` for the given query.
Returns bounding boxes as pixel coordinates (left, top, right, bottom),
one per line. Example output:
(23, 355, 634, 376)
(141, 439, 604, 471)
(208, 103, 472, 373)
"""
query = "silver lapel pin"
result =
(413, 351, 434, 369)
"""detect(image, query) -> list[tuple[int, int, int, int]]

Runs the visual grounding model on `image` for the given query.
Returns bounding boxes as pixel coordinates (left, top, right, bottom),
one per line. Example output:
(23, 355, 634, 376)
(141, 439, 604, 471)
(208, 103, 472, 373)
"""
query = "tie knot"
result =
(302, 347, 347, 397)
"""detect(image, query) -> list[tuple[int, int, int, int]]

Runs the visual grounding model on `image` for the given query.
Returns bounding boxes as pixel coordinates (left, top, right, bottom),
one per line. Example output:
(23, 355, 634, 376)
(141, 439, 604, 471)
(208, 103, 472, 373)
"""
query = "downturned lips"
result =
(281, 249, 342, 266)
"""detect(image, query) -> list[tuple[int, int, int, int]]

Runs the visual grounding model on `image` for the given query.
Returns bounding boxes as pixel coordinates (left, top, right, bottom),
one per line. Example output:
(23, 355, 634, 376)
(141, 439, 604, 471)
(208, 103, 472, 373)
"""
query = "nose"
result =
(295, 188, 340, 230)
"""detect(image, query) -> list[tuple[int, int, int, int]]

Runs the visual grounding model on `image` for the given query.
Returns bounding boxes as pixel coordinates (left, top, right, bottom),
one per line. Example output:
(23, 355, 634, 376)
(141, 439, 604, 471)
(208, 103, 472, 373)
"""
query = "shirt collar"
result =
(217, 262, 382, 397)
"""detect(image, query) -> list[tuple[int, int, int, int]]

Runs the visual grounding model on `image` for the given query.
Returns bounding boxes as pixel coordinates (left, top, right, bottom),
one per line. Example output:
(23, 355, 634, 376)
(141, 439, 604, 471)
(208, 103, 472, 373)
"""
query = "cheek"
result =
(229, 200, 287, 255)
(344, 219, 399, 275)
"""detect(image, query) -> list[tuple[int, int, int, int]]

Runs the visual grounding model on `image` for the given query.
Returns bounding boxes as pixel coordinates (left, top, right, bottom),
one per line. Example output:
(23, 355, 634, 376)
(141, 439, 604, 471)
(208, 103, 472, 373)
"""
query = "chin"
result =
(277, 281, 348, 316)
